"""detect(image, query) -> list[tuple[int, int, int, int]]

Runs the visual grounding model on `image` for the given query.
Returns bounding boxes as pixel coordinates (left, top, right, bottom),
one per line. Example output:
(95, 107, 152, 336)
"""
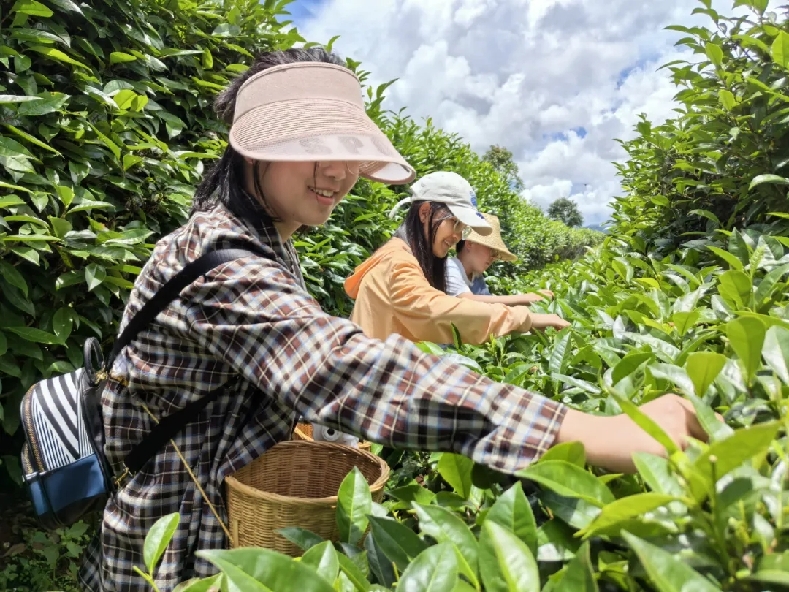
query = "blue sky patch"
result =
(288, 0, 324, 25)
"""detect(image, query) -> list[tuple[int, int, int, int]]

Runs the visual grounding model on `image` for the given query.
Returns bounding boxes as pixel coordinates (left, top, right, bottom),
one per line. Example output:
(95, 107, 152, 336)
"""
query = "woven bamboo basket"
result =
(224, 439, 389, 556)
(292, 422, 372, 451)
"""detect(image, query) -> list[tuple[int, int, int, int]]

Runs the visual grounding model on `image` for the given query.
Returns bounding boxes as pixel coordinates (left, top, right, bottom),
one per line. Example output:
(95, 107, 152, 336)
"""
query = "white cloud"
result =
(297, 0, 768, 225)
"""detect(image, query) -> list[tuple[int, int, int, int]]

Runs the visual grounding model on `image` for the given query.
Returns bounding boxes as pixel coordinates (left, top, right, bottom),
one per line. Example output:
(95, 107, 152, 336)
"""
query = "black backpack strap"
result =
(106, 248, 262, 372)
(124, 385, 225, 473)
(109, 246, 264, 481)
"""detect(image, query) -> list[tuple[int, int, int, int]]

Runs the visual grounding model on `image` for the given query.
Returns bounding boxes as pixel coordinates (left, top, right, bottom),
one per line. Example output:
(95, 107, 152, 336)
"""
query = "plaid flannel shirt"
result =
(78, 189, 566, 591)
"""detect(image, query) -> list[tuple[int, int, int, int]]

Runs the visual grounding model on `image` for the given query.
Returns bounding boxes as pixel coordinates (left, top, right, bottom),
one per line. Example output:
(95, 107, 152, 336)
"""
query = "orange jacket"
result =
(344, 238, 532, 345)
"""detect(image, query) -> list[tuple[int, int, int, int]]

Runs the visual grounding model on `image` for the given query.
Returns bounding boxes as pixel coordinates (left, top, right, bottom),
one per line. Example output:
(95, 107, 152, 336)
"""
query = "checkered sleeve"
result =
(183, 257, 567, 474)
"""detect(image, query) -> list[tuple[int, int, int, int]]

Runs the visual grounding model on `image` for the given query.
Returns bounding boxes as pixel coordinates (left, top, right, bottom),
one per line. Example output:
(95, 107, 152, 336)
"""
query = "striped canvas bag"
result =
(19, 247, 262, 530)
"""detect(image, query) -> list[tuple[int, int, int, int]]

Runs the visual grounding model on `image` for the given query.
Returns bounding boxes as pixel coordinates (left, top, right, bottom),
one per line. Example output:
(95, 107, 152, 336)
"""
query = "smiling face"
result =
(244, 159, 359, 238)
(418, 202, 467, 258)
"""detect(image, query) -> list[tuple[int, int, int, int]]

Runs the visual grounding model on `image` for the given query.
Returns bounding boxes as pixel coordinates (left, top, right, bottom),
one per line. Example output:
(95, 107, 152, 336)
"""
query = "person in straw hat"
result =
(344, 171, 569, 346)
(79, 48, 711, 592)
(445, 212, 553, 305)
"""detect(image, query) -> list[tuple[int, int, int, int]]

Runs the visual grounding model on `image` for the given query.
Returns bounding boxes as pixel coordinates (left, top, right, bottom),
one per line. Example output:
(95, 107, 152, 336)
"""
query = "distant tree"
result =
(548, 197, 583, 227)
(483, 145, 523, 192)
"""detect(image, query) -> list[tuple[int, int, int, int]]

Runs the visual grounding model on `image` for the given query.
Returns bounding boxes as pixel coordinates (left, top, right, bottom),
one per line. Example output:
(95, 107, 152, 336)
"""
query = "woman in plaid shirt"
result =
(79, 48, 709, 591)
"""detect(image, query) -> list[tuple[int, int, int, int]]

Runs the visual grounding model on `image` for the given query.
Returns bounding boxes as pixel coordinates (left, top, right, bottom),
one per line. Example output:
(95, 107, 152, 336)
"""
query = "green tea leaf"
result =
(623, 532, 719, 591)
(56, 185, 75, 208)
(771, 30, 789, 69)
(85, 263, 107, 291)
(718, 270, 752, 309)
(336, 466, 372, 545)
(749, 174, 789, 189)
(143, 512, 180, 574)
(707, 246, 744, 271)
(649, 363, 695, 396)
(6, 326, 60, 344)
(0, 260, 28, 296)
(368, 517, 427, 573)
(49, 216, 72, 239)
(396, 543, 458, 592)
(337, 553, 372, 591)
(88, 124, 121, 159)
(539, 441, 585, 467)
(52, 307, 73, 343)
(577, 493, 680, 538)
(754, 263, 789, 309)
(365, 532, 396, 588)
(47, 0, 83, 13)
(670, 310, 701, 336)
(0, 136, 33, 160)
(685, 352, 726, 397)
(388, 483, 436, 506)
(705, 42, 724, 67)
(300, 541, 340, 585)
(198, 547, 335, 592)
(172, 574, 223, 592)
(274, 527, 323, 552)
(110, 52, 138, 65)
(412, 504, 478, 587)
(612, 352, 653, 384)
(692, 422, 781, 492)
(553, 541, 598, 592)
(12, 0, 53, 17)
(3, 124, 60, 154)
(478, 521, 539, 592)
(0, 95, 41, 104)
(16, 92, 69, 116)
(549, 329, 572, 375)
(632, 453, 685, 496)
(726, 316, 766, 384)
(436, 453, 473, 499)
(685, 393, 733, 441)
(517, 461, 614, 507)
(718, 89, 735, 110)
(28, 45, 90, 70)
(763, 325, 789, 384)
(484, 482, 538, 556)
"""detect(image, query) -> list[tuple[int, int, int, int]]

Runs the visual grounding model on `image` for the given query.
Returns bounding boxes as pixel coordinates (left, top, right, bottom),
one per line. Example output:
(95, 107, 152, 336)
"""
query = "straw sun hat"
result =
(228, 61, 415, 185)
(464, 212, 517, 262)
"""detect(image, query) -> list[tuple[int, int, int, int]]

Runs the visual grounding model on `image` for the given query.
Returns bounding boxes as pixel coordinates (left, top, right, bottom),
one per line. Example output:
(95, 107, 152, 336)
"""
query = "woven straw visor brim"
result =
(228, 63, 415, 185)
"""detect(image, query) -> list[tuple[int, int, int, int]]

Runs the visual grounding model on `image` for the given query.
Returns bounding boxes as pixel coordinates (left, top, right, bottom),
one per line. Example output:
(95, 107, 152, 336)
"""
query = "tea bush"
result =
(612, 0, 789, 255)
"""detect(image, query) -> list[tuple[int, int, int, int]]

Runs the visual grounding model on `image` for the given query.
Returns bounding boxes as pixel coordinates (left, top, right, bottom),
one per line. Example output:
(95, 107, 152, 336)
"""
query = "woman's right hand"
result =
(556, 394, 712, 473)
(529, 313, 571, 331)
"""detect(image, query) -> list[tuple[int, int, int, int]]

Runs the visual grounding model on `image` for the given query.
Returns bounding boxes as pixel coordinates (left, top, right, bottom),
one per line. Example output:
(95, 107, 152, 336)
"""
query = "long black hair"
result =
(394, 201, 450, 292)
(190, 48, 347, 216)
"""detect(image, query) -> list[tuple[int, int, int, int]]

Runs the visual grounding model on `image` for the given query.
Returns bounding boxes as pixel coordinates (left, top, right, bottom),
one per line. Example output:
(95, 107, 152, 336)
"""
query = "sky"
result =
(287, 0, 768, 226)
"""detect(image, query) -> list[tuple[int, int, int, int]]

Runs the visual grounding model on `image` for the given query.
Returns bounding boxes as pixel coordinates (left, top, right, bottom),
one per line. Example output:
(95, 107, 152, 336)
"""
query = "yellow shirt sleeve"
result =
(388, 258, 532, 345)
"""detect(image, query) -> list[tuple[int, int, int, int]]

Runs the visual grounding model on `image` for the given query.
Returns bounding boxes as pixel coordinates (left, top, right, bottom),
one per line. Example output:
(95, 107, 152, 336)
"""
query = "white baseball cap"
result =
(388, 171, 492, 235)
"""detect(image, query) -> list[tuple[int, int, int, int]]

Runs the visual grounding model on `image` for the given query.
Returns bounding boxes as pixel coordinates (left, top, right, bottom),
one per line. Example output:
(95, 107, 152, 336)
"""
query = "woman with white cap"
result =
(344, 171, 569, 346)
(445, 212, 553, 305)
(79, 48, 710, 591)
